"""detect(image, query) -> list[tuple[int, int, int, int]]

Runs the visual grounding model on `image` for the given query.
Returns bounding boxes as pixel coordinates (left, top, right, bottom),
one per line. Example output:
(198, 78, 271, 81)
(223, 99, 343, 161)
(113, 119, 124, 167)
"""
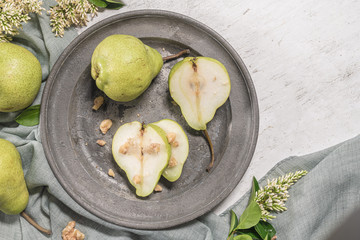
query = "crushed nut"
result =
(133, 175, 142, 184)
(171, 141, 179, 147)
(144, 143, 161, 154)
(92, 96, 104, 110)
(96, 139, 106, 146)
(100, 119, 112, 134)
(108, 169, 115, 178)
(168, 157, 178, 168)
(154, 184, 163, 192)
(62, 221, 85, 240)
(166, 132, 176, 144)
(119, 142, 130, 154)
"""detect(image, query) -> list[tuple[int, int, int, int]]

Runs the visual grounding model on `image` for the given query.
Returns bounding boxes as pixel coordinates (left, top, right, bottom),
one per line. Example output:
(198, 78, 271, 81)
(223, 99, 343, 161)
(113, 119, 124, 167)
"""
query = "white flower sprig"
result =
(255, 170, 308, 221)
(0, 0, 44, 42)
(47, 0, 98, 38)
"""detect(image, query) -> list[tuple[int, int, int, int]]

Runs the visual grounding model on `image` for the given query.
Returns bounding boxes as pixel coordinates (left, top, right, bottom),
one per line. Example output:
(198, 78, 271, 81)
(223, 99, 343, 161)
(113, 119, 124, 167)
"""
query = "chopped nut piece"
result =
(92, 96, 104, 110)
(154, 184, 163, 192)
(166, 132, 176, 144)
(137, 113, 140, 117)
(100, 119, 112, 134)
(171, 141, 179, 147)
(168, 157, 178, 168)
(108, 169, 115, 178)
(62, 221, 85, 240)
(119, 142, 130, 154)
(96, 139, 106, 146)
(144, 143, 161, 154)
(133, 175, 142, 184)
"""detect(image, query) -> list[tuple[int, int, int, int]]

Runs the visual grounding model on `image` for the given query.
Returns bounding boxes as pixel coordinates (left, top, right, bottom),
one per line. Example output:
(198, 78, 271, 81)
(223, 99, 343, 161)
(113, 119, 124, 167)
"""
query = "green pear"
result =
(152, 119, 189, 182)
(0, 43, 42, 112)
(0, 138, 29, 215)
(91, 35, 163, 102)
(112, 121, 171, 197)
(168, 57, 231, 170)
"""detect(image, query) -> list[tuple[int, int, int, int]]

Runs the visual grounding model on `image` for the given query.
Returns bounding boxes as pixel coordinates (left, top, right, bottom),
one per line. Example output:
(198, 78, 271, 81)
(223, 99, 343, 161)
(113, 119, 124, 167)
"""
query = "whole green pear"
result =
(0, 43, 42, 112)
(0, 138, 29, 215)
(91, 34, 163, 102)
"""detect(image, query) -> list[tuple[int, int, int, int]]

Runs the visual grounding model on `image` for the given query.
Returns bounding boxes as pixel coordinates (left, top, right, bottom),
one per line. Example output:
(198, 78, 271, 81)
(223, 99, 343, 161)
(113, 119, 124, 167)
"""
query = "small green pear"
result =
(0, 138, 29, 215)
(91, 35, 163, 102)
(168, 57, 231, 171)
(0, 43, 42, 112)
(0, 138, 52, 235)
(112, 121, 171, 197)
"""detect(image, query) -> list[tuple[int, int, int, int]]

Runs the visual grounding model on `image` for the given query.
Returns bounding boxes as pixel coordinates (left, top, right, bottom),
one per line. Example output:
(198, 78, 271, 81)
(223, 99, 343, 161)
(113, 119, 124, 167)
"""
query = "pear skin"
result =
(91, 35, 163, 102)
(0, 139, 29, 215)
(0, 43, 42, 112)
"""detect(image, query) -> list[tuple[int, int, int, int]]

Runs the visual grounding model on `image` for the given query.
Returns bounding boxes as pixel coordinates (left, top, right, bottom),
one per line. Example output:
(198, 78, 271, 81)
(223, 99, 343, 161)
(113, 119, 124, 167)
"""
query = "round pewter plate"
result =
(40, 10, 259, 229)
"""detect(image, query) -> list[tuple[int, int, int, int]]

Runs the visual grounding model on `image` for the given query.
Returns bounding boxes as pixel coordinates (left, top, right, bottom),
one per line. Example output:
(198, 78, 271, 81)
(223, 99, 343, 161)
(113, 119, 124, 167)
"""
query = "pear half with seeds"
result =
(153, 119, 189, 182)
(112, 121, 171, 197)
(168, 57, 231, 171)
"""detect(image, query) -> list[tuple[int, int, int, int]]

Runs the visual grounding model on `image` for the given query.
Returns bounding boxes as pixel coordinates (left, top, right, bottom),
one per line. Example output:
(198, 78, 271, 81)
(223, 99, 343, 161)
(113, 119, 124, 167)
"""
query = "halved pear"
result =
(153, 119, 189, 182)
(112, 121, 171, 197)
(168, 57, 231, 170)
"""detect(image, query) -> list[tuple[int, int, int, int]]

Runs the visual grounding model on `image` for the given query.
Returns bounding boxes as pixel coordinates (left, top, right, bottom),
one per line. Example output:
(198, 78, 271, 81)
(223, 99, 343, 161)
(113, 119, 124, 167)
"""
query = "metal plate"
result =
(40, 10, 259, 229)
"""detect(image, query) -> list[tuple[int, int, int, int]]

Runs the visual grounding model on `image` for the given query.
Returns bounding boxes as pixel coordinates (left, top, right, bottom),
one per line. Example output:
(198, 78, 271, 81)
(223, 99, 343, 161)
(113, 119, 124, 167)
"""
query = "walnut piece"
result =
(96, 139, 106, 146)
(108, 169, 115, 178)
(119, 142, 130, 154)
(92, 96, 104, 110)
(154, 184, 162, 192)
(166, 132, 176, 144)
(62, 221, 85, 240)
(100, 119, 112, 134)
(144, 143, 161, 154)
(133, 175, 142, 184)
(168, 157, 178, 168)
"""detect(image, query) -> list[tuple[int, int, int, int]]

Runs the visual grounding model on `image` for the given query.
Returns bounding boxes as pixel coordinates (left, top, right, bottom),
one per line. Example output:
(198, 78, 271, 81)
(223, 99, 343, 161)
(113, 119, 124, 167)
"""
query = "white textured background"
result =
(80, 0, 360, 214)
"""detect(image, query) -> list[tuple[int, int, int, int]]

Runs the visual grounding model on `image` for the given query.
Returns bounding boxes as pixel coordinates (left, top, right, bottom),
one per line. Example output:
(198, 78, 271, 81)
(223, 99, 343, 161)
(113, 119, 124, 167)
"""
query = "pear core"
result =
(91, 35, 163, 102)
(0, 43, 42, 112)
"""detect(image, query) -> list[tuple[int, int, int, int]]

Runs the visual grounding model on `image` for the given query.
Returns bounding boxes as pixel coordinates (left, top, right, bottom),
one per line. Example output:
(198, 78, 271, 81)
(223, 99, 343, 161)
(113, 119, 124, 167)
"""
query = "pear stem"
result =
(20, 211, 52, 235)
(203, 129, 215, 172)
(162, 49, 190, 62)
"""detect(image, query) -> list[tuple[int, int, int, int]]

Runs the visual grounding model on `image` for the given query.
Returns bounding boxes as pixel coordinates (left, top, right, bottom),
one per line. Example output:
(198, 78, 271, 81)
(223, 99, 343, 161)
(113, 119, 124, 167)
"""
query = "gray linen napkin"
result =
(1, 4, 359, 239)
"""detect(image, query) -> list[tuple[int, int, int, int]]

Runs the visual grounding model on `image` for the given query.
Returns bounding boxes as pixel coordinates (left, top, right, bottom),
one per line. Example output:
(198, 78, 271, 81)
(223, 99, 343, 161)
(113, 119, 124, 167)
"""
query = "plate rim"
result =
(40, 9, 259, 229)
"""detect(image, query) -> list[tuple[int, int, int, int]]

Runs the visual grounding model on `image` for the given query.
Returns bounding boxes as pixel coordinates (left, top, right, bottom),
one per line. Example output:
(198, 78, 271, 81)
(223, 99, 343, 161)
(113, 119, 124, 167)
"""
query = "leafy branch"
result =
(227, 171, 307, 240)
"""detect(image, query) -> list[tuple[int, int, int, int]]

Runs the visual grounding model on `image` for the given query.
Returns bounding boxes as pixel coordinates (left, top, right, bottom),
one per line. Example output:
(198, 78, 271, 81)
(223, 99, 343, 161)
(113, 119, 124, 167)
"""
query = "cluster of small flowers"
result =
(48, 0, 98, 38)
(255, 170, 308, 221)
(0, 0, 44, 42)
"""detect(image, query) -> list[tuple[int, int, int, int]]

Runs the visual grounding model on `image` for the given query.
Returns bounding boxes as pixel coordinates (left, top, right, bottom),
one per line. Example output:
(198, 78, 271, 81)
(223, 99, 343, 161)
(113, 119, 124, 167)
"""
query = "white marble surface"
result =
(79, 0, 360, 215)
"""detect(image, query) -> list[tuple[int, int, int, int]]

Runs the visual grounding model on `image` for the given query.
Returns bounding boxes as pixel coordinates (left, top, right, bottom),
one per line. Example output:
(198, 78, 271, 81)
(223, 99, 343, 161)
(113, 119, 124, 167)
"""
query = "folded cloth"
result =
(1, 4, 359, 239)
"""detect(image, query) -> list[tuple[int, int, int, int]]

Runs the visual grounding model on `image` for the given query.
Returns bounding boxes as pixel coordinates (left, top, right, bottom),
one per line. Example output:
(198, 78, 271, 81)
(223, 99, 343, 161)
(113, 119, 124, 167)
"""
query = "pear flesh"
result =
(153, 119, 189, 182)
(0, 138, 29, 215)
(112, 121, 171, 197)
(168, 57, 231, 130)
(0, 43, 42, 112)
(91, 35, 163, 102)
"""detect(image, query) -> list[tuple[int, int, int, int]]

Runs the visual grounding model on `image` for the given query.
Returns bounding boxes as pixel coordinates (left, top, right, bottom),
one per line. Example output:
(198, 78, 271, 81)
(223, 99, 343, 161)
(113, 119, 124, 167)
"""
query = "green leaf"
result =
(88, 0, 108, 8)
(236, 228, 262, 239)
(105, 0, 124, 4)
(235, 201, 262, 230)
(255, 221, 276, 239)
(104, 2, 125, 9)
(15, 105, 40, 126)
(233, 234, 253, 240)
(229, 210, 239, 235)
(250, 176, 260, 202)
